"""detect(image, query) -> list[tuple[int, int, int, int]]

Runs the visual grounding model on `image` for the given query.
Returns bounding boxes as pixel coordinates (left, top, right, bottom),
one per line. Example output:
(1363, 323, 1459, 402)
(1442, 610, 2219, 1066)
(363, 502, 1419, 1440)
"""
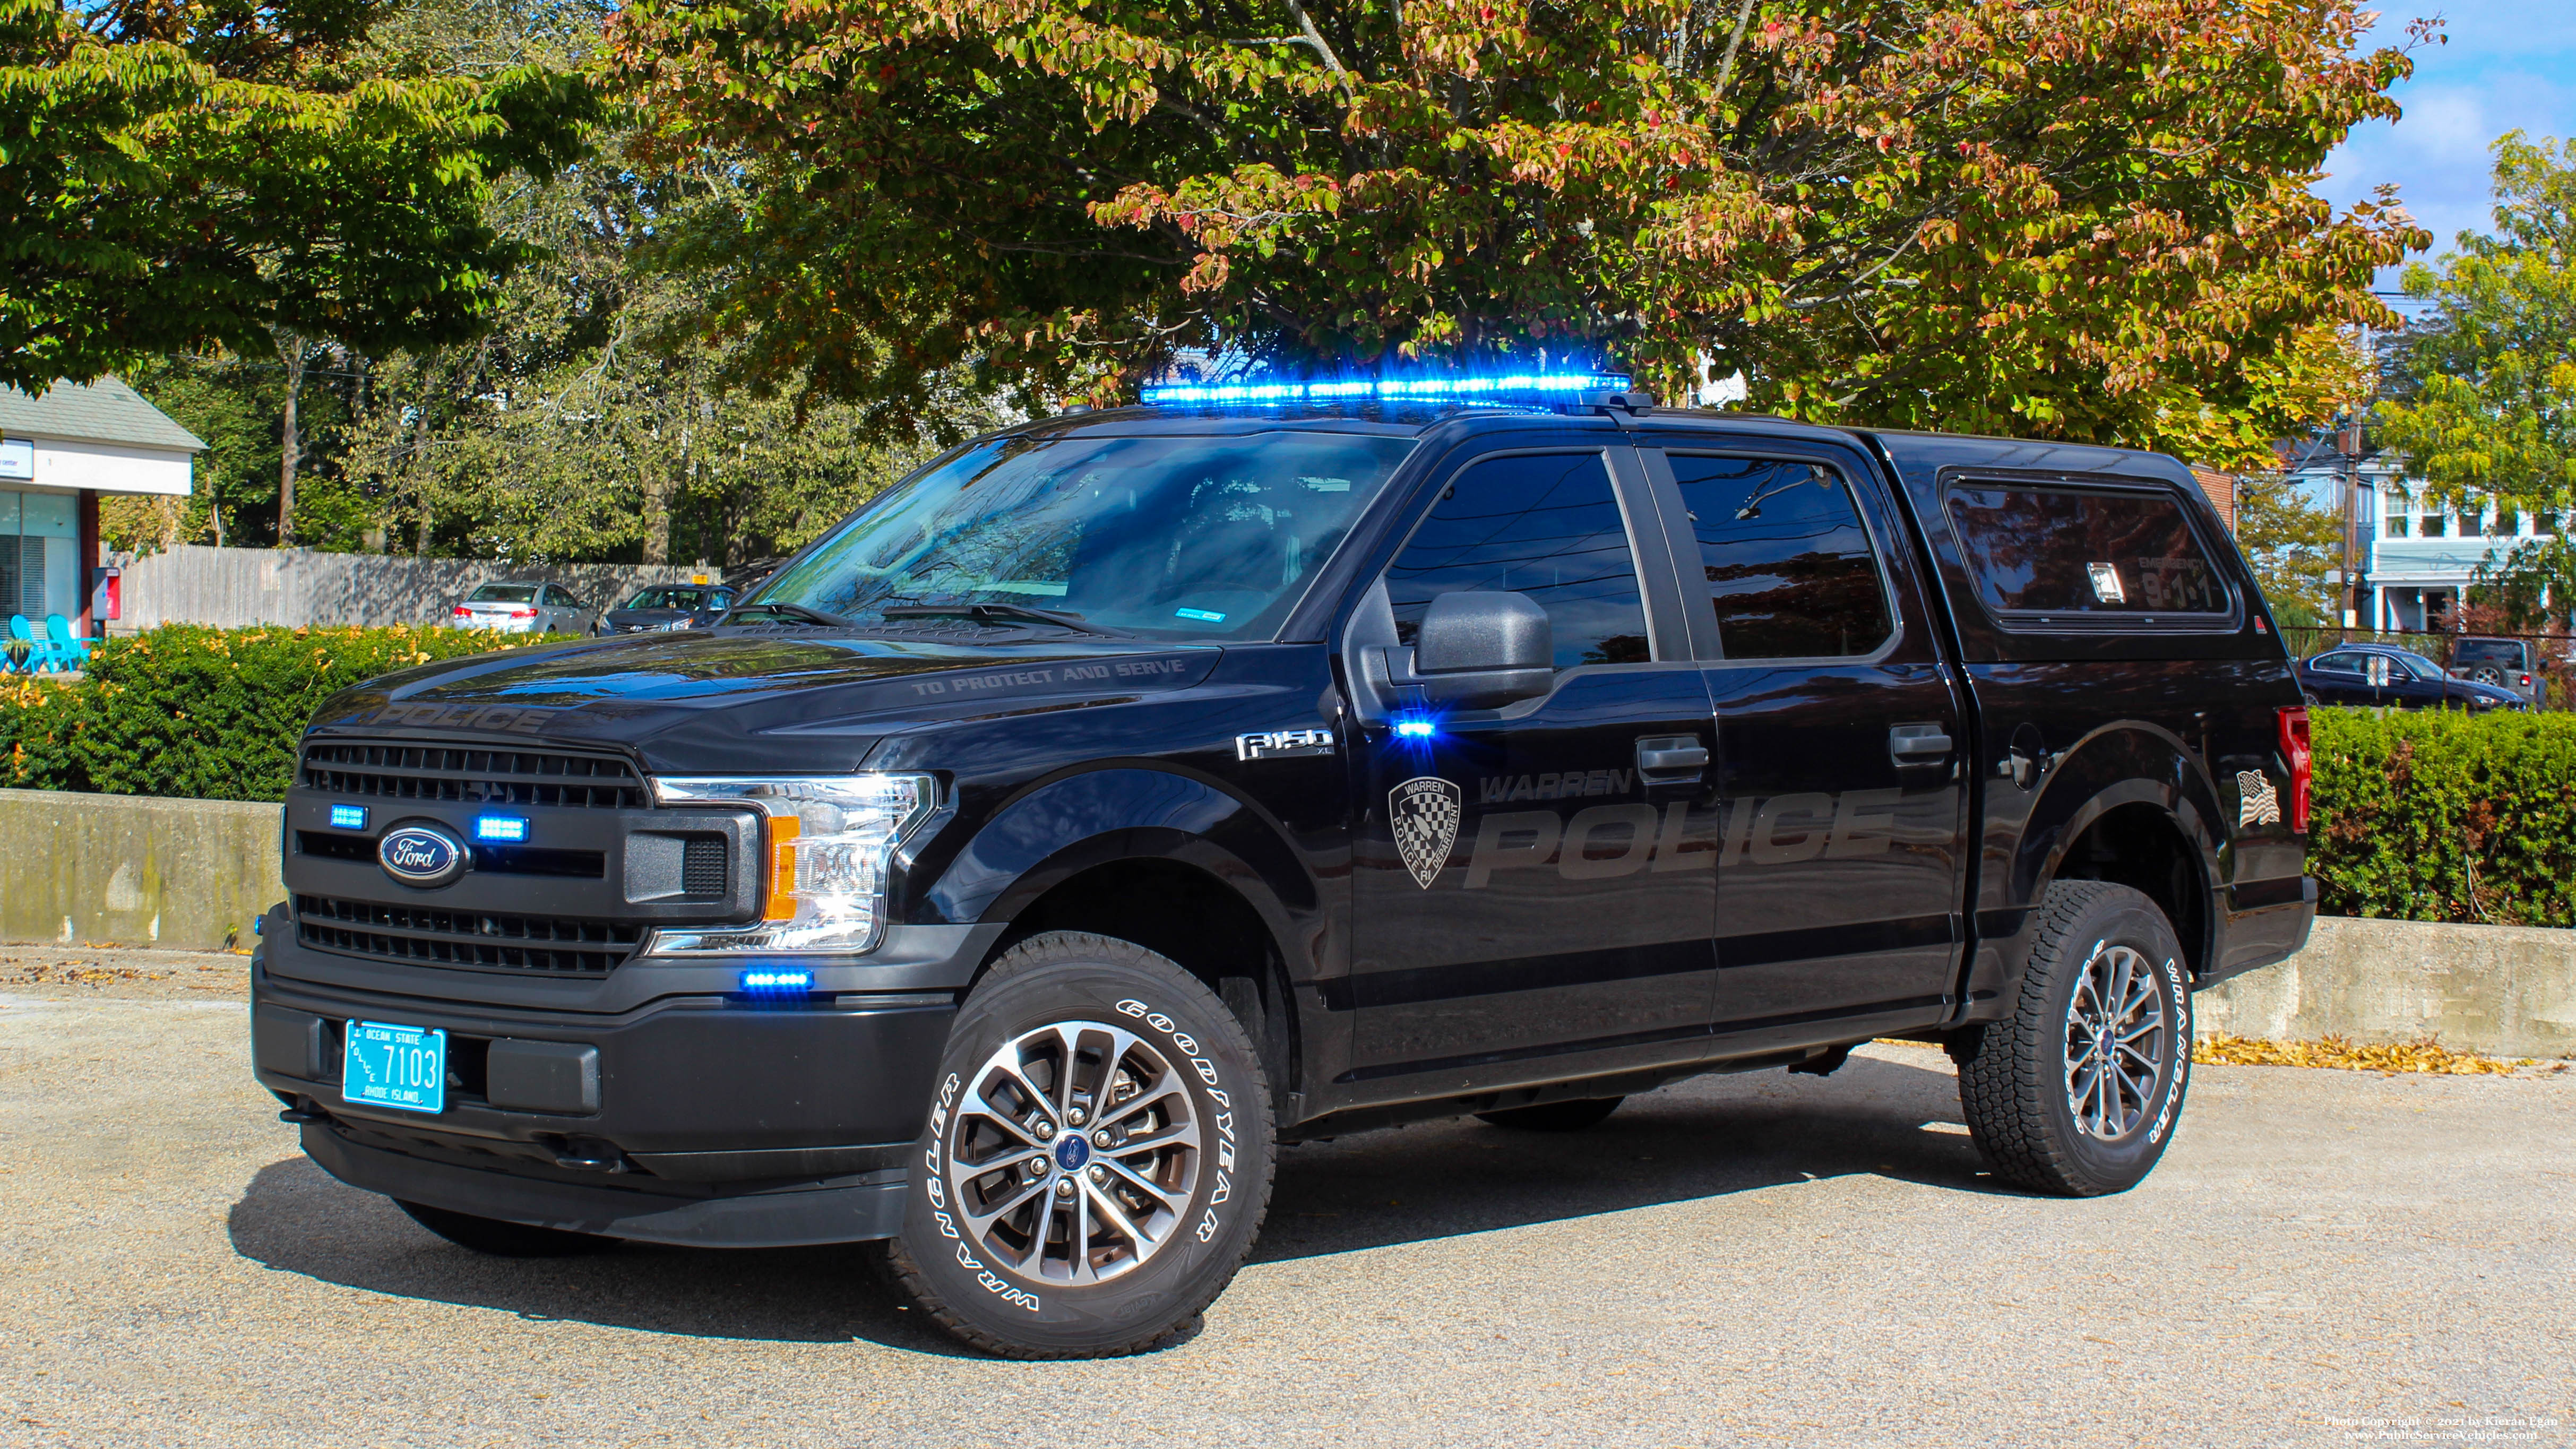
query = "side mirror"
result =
(1412, 591, 1553, 709)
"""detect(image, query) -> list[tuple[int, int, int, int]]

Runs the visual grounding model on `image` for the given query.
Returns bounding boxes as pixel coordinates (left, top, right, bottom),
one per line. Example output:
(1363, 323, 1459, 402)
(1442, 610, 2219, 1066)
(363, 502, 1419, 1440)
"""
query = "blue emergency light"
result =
(474, 815, 531, 842)
(1140, 371, 1632, 406)
(329, 804, 369, 830)
(740, 970, 813, 994)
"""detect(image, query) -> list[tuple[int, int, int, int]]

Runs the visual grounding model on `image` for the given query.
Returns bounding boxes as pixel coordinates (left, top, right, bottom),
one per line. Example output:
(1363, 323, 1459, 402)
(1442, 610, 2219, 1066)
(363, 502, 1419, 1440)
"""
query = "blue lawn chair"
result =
(11, 615, 68, 673)
(45, 615, 97, 670)
(5, 615, 42, 672)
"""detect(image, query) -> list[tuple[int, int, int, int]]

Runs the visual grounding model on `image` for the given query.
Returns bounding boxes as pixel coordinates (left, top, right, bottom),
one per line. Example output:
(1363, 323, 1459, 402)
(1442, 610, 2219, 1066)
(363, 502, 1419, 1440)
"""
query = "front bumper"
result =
(251, 911, 998, 1247)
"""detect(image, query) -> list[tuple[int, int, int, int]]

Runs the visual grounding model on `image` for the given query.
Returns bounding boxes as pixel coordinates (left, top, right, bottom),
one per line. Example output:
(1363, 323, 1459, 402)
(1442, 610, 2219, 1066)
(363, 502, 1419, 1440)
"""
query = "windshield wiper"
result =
(879, 601, 1126, 637)
(726, 600, 858, 628)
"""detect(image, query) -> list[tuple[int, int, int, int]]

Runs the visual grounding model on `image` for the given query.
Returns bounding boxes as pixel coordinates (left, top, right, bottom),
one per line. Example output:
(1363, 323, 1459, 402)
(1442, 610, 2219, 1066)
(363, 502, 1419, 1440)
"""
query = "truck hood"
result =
(304, 629, 1223, 773)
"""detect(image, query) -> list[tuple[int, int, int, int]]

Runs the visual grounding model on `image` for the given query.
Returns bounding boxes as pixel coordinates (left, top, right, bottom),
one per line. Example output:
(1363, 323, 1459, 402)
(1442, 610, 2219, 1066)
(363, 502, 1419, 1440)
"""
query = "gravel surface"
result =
(2, 971, 2569, 1448)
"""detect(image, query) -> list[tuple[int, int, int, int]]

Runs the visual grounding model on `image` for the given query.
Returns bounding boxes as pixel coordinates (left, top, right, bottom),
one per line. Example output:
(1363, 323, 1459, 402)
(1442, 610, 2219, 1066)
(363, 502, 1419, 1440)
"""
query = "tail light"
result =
(2276, 706, 2312, 833)
(509, 607, 538, 618)
(2520, 674, 2532, 687)
(451, 605, 470, 618)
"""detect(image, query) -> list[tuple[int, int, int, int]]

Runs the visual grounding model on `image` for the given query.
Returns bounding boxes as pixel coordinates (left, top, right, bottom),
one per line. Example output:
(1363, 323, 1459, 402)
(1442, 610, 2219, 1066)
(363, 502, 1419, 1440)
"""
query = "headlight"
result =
(646, 774, 936, 954)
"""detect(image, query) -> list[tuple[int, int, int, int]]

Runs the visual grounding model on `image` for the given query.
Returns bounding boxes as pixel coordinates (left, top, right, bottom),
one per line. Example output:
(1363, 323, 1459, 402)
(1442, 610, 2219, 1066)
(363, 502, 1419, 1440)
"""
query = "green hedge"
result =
(2310, 708, 2576, 926)
(0, 625, 566, 803)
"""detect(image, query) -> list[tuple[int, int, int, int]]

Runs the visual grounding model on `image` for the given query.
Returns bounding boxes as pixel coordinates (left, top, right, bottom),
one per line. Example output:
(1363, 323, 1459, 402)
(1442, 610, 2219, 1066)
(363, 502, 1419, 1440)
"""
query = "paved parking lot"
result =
(2, 961, 2570, 1448)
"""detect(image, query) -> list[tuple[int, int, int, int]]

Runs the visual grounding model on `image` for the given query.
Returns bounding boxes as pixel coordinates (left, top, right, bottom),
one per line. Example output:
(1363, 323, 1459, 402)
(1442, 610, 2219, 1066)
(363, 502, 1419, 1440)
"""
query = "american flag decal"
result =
(2236, 770, 2281, 827)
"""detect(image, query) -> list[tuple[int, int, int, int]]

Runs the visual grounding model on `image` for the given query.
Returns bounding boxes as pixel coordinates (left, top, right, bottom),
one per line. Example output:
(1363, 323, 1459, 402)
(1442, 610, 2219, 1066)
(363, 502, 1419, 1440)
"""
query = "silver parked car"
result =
(446, 581, 593, 635)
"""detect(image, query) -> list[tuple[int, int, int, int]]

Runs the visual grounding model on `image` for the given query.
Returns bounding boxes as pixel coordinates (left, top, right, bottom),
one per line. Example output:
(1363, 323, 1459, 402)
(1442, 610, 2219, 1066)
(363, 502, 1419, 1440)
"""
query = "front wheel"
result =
(1952, 881, 2193, 1196)
(883, 932, 1276, 1359)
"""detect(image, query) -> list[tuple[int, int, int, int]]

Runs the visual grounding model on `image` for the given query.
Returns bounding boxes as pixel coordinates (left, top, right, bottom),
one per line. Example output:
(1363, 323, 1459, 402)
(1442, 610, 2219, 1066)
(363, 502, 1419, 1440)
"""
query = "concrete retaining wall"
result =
(2195, 916, 2576, 1059)
(0, 788, 280, 951)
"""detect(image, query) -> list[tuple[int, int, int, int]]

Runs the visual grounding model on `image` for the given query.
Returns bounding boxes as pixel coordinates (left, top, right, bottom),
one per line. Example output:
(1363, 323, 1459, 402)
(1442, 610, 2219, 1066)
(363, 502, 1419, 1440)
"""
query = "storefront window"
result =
(0, 490, 81, 623)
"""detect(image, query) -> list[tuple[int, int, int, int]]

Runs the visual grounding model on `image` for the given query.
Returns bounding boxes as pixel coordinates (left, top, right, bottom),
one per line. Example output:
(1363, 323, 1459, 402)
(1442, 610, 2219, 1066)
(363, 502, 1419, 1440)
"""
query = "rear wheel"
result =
(1952, 880, 2192, 1196)
(1475, 1097, 1624, 1132)
(884, 932, 1276, 1359)
(397, 1200, 613, 1257)
(2470, 665, 2506, 686)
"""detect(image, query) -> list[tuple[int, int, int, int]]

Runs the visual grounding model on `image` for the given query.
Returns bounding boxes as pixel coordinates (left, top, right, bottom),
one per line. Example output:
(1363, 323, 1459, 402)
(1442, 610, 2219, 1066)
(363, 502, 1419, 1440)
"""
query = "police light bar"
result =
(1140, 372, 1633, 406)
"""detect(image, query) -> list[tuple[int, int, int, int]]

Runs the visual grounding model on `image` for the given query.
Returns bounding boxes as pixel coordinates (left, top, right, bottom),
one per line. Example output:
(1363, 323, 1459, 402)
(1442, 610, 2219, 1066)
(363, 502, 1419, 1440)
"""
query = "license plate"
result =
(342, 1021, 447, 1115)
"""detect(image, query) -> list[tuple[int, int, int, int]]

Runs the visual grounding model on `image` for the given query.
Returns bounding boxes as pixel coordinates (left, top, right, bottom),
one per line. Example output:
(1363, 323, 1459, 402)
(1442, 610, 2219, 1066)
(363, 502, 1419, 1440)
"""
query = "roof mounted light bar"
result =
(1139, 372, 1638, 407)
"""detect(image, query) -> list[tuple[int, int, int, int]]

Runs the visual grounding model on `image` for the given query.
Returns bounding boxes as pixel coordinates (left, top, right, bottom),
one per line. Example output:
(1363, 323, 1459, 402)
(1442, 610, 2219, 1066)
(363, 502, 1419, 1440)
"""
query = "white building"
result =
(0, 377, 202, 634)
(2287, 446, 2560, 633)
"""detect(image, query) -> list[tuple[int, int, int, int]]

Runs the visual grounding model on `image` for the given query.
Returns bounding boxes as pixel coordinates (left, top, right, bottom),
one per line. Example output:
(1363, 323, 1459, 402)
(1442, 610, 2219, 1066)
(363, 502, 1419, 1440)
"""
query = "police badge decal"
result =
(1389, 777, 1463, 889)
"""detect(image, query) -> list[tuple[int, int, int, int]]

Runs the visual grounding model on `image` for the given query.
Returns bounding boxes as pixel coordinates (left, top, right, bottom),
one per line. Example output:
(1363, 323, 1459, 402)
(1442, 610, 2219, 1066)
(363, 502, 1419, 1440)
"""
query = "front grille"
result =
(295, 894, 644, 975)
(300, 741, 647, 810)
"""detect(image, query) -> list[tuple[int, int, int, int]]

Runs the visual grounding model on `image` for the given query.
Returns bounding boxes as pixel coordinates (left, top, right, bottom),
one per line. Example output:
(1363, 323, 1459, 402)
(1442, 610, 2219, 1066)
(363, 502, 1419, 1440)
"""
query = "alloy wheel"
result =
(941, 1020, 1202, 1286)
(2061, 942, 2169, 1141)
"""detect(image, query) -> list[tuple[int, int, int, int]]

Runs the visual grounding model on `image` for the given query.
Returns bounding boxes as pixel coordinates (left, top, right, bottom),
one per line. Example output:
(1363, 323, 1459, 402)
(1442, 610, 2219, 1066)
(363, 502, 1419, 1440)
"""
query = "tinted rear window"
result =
(1946, 484, 2227, 617)
(2454, 639, 2524, 666)
(468, 584, 538, 603)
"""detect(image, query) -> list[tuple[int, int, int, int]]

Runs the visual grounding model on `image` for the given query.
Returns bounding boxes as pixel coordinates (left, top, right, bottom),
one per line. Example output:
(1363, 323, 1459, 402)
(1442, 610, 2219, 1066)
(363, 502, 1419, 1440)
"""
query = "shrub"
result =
(2309, 707, 2576, 926)
(0, 624, 566, 803)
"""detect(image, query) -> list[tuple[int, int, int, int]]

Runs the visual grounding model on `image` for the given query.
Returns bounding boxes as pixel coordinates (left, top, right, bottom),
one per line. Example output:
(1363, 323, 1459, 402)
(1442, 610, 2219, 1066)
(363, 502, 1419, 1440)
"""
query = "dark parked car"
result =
(253, 380, 2315, 1359)
(2449, 635, 2549, 708)
(2297, 643, 2527, 710)
(595, 584, 738, 636)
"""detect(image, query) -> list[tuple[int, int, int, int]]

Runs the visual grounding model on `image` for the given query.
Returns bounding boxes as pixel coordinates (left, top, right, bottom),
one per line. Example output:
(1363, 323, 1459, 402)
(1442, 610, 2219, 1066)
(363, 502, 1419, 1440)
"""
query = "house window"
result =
(2499, 508, 2523, 536)
(0, 490, 79, 624)
(2385, 511, 2409, 538)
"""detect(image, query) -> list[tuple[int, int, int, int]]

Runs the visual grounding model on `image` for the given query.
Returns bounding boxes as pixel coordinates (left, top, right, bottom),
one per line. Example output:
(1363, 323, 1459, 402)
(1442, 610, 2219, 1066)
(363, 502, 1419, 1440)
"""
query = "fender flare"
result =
(918, 765, 1319, 979)
(1969, 723, 2226, 1010)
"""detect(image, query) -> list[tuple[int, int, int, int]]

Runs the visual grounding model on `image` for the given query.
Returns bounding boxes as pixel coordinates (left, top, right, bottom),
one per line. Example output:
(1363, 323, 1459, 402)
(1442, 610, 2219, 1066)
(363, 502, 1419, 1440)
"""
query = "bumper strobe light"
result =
(474, 815, 530, 842)
(740, 969, 812, 994)
(329, 804, 368, 830)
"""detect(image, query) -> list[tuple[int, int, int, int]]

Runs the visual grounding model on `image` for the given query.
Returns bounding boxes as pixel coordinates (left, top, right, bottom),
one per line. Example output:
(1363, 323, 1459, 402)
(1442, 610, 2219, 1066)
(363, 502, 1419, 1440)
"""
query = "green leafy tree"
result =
(606, 0, 2424, 461)
(2379, 132, 2576, 608)
(2230, 467, 2347, 628)
(0, 0, 596, 395)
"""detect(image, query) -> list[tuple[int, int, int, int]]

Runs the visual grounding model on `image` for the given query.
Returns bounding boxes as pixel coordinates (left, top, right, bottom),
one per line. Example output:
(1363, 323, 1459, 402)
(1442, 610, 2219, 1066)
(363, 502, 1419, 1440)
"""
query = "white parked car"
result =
(446, 582, 593, 634)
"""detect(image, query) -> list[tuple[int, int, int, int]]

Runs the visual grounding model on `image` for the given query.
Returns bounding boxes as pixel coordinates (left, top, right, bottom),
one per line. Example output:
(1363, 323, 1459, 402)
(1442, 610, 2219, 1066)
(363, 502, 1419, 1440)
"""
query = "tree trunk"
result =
(277, 332, 306, 547)
(642, 417, 687, 566)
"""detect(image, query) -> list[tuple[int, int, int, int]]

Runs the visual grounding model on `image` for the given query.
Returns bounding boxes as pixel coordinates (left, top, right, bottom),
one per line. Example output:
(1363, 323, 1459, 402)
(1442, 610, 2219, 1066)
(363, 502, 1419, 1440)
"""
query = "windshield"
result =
(469, 584, 538, 603)
(2393, 650, 2447, 680)
(749, 431, 1417, 640)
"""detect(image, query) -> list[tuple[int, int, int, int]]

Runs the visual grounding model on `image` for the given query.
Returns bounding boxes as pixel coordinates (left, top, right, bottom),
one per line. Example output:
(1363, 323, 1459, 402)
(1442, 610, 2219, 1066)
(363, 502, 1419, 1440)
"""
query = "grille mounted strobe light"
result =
(1139, 372, 1633, 406)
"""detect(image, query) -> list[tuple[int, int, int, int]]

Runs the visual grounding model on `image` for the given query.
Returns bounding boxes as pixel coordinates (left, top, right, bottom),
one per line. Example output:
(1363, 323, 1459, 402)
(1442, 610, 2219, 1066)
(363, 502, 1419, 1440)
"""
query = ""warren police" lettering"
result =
(1458, 788, 1908, 887)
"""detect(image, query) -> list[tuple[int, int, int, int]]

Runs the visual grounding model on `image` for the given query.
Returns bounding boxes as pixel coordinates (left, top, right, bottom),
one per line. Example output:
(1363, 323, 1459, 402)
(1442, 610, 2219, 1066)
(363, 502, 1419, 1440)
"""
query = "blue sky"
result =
(2315, 2, 2576, 287)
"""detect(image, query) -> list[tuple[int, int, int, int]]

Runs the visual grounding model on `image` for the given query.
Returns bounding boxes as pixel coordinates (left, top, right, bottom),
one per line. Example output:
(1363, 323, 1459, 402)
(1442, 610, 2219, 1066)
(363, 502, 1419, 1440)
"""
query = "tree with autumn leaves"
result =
(607, 0, 2424, 467)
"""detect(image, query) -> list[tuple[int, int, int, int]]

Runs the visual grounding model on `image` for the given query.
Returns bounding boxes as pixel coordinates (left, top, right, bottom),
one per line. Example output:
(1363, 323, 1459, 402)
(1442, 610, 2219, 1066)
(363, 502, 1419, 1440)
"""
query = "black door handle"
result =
(1890, 723, 1953, 766)
(1635, 735, 1710, 777)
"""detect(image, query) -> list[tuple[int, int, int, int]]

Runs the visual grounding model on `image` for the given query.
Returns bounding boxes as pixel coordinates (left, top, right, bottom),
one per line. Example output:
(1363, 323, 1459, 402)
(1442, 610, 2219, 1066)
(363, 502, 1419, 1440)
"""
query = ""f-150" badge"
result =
(1236, 728, 1336, 761)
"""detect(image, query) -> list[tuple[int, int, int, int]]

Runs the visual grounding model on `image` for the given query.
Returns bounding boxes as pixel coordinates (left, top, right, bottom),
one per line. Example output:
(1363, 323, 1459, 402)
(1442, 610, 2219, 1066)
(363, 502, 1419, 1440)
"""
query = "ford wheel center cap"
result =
(378, 824, 467, 887)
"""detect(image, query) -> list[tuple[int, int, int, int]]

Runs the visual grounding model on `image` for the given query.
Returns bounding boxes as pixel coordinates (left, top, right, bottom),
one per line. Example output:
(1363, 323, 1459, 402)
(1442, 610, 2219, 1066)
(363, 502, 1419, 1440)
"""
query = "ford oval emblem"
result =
(378, 824, 467, 887)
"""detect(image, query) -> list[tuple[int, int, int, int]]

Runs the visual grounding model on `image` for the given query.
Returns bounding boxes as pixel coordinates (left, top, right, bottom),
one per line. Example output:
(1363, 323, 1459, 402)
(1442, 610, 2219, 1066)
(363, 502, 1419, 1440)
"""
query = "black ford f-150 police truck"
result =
(249, 378, 2316, 1359)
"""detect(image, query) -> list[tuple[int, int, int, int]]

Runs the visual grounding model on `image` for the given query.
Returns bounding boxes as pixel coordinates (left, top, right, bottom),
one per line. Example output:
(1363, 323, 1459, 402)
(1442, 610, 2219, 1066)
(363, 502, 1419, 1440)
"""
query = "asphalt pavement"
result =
(1, 959, 2569, 1448)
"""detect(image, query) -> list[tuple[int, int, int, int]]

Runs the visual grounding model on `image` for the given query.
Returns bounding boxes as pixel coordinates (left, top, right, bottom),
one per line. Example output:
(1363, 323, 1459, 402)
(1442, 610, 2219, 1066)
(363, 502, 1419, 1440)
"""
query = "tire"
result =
(1952, 881, 2193, 1197)
(396, 1200, 613, 1257)
(1475, 1097, 1624, 1132)
(883, 932, 1276, 1359)
(2470, 665, 2505, 686)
